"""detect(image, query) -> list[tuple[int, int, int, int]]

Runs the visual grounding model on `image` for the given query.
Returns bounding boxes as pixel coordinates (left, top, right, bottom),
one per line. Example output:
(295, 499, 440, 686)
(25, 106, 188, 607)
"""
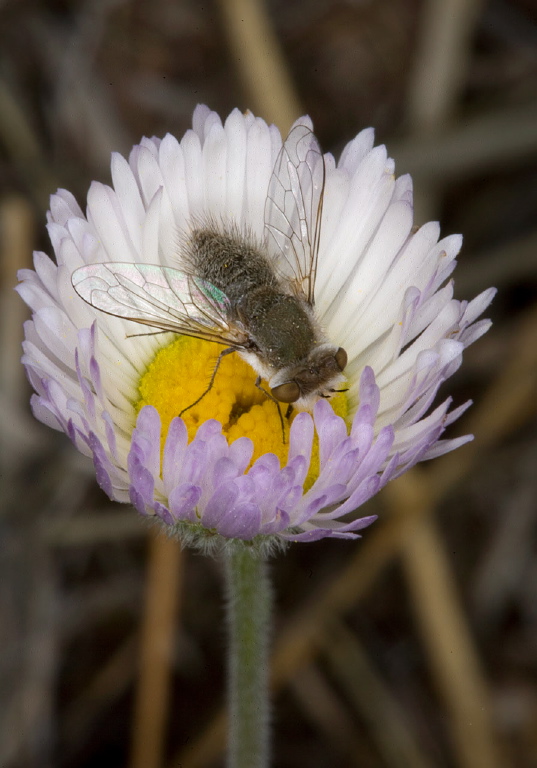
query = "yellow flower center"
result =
(136, 335, 349, 484)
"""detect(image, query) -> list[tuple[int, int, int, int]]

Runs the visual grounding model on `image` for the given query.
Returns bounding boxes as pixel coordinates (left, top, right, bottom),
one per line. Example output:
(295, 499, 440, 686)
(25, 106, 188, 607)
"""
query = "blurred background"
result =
(1, 0, 537, 766)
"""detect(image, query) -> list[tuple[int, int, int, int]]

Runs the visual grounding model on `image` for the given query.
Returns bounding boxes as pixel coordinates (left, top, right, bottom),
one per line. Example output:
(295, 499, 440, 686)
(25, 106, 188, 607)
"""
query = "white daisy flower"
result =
(17, 105, 495, 551)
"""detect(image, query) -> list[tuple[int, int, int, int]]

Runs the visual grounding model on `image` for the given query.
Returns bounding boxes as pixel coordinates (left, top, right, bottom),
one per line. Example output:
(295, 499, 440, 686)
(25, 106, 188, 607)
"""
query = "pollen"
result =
(136, 336, 349, 484)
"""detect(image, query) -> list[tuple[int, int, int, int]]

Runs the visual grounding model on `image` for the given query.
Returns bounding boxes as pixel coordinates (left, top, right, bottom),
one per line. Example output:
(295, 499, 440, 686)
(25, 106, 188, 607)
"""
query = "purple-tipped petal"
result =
(132, 406, 162, 479)
(228, 436, 254, 474)
(88, 432, 114, 498)
(217, 502, 262, 540)
(314, 400, 348, 467)
(359, 367, 381, 414)
(128, 455, 155, 505)
(154, 502, 174, 526)
(201, 483, 240, 529)
(169, 483, 202, 522)
(288, 411, 314, 462)
(162, 417, 189, 492)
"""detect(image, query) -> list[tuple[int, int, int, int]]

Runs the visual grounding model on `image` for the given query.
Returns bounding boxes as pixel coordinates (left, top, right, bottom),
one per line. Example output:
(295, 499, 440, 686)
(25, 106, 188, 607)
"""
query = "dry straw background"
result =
(1, 0, 537, 767)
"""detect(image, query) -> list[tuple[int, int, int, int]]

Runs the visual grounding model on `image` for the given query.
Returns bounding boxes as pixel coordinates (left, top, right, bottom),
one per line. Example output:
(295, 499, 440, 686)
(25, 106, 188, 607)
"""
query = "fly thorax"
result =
(186, 226, 279, 303)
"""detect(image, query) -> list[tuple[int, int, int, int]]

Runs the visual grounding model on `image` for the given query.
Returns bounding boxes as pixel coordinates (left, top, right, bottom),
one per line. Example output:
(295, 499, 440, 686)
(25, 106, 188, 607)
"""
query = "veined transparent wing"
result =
(71, 262, 248, 347)
(264, 123, 326, 306)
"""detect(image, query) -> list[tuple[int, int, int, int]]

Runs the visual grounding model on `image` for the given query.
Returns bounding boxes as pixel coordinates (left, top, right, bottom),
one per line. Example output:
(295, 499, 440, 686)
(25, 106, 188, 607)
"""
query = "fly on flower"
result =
(18, 104, 496, 543)
(71, 124, 348, 427)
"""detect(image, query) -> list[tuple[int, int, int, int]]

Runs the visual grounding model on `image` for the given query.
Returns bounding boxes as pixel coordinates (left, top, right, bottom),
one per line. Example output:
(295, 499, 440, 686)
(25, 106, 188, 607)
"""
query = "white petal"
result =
(158, 134, 190, 229)
(462, 288, 497, 325)
(49, 189, 84, 224)
(111, 152, 145, 253)
(203, 121, 228, 219)
(316, 168, 350, 298)
(376, 302, 463, 387)
(181, 129, 204, 219)
(338, 128, 375, 175)
(318, 146, 395, 316)
(245, 118, 274, 238)
(224, 109, 248, 224)
(193, 104, 221, 141)
(33, 307, 78, 364)
(141, 187, 162, 264)
(87, 182, 138, 262)
(132, 145, 165, 208)
(335, 199, 414, 349)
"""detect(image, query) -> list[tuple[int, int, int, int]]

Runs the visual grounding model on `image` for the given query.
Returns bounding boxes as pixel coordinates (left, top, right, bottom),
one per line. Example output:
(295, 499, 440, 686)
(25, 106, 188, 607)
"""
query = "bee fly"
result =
(72, 123, 348, 437)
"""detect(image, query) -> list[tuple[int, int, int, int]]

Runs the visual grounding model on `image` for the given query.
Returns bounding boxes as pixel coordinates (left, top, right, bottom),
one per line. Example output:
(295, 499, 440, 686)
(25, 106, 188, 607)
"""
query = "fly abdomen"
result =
(239, 288, 316, 368)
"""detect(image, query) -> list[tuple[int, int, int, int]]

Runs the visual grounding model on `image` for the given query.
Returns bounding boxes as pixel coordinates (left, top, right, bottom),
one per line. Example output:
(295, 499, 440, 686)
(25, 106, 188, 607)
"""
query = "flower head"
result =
(17, 105, 495, 553)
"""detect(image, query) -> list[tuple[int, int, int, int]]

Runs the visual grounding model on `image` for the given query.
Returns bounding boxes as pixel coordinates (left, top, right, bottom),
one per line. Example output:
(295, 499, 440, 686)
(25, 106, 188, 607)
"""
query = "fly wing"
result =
(71, 262, 249, 347)
(265, 123, 326, 306)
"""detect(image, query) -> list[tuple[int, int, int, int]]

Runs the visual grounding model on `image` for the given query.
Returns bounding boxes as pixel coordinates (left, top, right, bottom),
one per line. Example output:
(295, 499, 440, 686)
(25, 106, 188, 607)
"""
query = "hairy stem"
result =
(225, 547, 271, 768)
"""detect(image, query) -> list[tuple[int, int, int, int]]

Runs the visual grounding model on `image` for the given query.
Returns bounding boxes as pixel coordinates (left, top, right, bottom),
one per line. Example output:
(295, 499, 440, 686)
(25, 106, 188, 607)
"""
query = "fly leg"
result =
(179, 347, 236, 417)
(255, 377, 287, 444)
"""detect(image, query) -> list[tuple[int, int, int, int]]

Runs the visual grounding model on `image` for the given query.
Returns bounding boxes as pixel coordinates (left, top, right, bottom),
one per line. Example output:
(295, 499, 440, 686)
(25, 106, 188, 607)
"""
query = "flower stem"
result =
(225, 547, 271, 768)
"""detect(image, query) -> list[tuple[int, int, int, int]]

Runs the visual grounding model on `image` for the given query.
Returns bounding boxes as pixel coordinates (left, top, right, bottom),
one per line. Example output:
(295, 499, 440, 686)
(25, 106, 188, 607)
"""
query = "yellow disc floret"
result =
(136, 336, 349, 482)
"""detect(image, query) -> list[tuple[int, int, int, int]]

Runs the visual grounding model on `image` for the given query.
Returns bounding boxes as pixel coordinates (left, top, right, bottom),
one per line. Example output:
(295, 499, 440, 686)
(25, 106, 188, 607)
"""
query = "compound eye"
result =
(335, 347, 348, 371)
(271, 381, 301, 403)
